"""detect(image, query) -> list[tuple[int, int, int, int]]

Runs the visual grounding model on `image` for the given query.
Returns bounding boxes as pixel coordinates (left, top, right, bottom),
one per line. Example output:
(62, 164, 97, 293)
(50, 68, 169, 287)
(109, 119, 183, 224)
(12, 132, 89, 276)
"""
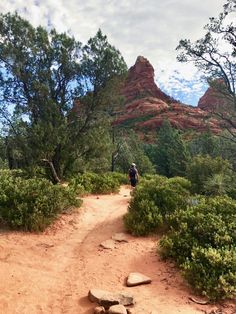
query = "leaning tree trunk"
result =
(42, 159, 61, 183)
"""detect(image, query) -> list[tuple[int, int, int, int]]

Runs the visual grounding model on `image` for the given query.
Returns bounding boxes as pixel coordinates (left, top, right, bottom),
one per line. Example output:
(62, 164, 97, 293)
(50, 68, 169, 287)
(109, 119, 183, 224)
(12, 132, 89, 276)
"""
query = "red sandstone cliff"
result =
(114, 56, 221, 135)
(123, 56, 177, 104)
(198, 81, 231, 112)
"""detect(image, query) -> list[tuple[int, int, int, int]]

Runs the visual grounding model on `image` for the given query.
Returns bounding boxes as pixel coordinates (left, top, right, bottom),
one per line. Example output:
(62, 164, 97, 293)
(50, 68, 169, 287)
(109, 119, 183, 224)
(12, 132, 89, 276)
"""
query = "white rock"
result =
(100, 239, 116, 249)
(126, 272, 152, 287)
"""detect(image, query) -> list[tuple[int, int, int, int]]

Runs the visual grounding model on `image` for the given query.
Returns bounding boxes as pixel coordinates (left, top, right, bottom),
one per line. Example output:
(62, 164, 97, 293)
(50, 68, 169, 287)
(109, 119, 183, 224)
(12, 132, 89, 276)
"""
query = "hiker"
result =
(128, 163, 139, 188)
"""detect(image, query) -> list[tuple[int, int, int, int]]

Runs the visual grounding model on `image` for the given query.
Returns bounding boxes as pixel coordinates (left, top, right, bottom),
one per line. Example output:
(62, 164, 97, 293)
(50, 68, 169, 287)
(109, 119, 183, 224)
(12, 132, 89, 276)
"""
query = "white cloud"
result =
(0, 0, 227, 105)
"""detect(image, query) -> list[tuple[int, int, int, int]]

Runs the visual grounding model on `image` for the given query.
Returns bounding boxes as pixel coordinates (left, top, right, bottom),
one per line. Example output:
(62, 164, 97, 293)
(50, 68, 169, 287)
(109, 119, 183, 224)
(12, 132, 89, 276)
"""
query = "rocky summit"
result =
(197, 80, 231, 112)
(114, 56, 222, 136)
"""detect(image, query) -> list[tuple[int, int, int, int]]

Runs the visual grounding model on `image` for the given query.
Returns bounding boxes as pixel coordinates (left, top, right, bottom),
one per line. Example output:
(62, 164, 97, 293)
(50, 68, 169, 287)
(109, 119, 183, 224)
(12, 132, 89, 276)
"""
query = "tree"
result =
(176, 0, 236, 139)
(0, 13, 127, 181)
(188, 131, 220, 157)
(80, 29, 128, 171)
(0, 12, 83, 181)
(114, 130, 154, 175)
(155, 120, 189, 177)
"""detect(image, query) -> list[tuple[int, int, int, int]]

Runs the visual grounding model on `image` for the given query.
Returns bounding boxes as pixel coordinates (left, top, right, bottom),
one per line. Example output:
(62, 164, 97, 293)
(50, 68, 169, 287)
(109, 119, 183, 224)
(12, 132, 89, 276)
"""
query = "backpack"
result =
(129, 167, 137, 179)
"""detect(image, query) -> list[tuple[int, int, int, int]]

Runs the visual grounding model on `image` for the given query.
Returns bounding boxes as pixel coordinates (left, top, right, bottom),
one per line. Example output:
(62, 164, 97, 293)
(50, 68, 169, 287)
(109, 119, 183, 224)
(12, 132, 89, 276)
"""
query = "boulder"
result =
(126, 272, 152, 287)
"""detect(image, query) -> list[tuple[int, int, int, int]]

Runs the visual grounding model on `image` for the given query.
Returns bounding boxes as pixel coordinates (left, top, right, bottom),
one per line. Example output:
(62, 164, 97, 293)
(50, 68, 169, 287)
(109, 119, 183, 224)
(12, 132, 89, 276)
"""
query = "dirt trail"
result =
(0, 186, 235, 314)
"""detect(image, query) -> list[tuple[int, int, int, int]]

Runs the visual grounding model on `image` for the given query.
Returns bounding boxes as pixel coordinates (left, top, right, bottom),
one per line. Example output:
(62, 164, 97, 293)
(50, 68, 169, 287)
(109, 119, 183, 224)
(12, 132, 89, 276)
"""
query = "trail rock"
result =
(94, 306, 106, 313)
(126, 272, 152, 287)
(88, 289, 134, 308)
(108, 304, 127, 314)
(100, 240, 116, 249)
(112, 233, 129, 242)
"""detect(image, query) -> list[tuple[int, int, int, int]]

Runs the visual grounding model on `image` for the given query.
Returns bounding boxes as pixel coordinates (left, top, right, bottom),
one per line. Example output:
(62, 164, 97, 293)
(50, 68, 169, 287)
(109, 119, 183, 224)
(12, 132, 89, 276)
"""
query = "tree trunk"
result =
(42, 159, 61, 183)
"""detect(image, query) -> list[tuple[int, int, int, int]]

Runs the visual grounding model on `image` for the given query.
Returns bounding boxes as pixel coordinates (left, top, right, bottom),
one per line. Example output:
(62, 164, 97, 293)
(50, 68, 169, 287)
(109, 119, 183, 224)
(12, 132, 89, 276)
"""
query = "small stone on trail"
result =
(94, 306, 106, 314)
(112, 233, 129, 242)
(88, 289, 134, 308)
(108, 304, 127, 314)
(100, 240, 116, 249)
(126, 272, 152, 287)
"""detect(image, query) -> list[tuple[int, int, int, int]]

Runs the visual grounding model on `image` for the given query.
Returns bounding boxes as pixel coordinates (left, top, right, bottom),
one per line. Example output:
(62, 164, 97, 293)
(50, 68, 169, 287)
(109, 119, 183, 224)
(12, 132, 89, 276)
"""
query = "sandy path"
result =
(0, 185, 235, 314)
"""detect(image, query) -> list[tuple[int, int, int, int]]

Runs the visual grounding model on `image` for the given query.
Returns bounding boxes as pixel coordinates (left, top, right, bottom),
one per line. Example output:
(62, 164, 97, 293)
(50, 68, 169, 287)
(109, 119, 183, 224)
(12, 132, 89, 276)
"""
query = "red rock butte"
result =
(114, 56, 222, 136)
(123, 56, 177, 104)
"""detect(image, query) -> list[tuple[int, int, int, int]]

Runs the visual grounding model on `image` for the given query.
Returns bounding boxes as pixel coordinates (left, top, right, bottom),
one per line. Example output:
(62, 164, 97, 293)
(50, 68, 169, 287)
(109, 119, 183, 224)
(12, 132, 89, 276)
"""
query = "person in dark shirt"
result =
(128, 163, 139, 188)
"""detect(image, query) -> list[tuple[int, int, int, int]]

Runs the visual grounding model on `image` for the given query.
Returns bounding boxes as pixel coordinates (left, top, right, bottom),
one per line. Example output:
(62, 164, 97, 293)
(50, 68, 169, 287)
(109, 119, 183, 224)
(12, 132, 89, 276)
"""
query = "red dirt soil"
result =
(0, 186, 235, 314)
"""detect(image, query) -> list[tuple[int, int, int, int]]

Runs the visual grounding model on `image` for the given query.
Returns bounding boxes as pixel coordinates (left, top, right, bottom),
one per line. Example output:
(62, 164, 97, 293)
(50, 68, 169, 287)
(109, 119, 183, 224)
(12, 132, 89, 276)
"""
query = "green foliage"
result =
(124, 198, 163, 236)
(186, 155, 233, 194)
(114, 130, 155, 175)
(182, 247, 236, 300)
(203, 173, 231, 196)
(124, 175, 191, 236)
(81, 29, 127, 94)
(188, 132, 220, 157)
(0, 13, 128, 182)
(155, 120, 189, 177)
(0, 170, 81, 231)
(69, 172, 121, 195)
(108, 172, 128, 185)
(159, 196, 236, 300)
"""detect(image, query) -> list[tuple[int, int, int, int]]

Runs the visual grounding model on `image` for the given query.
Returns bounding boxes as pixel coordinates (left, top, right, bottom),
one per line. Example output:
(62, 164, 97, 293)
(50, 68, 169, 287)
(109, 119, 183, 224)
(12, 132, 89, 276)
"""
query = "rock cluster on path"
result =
(89, 270, 152, 312)
(92, 233, 152, 313)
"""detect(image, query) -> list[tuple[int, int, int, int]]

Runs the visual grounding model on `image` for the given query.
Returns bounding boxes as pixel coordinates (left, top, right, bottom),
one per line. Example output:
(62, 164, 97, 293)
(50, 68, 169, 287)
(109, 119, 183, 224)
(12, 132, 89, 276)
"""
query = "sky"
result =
(0, 0, 227, 106)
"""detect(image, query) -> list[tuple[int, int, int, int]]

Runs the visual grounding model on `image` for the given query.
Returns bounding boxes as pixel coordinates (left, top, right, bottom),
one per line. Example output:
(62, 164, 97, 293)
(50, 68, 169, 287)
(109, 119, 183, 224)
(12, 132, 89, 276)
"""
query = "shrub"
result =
(182, 247, 236, 300)
(0, 170, 81, 231)
(69, 172, 121, 195)
(108, 172, 128, 185)
(159, 196, 236, 300)
(124, 199, 163, 236)
(186, 155, 232, 194)
(124, 175, 191, 236)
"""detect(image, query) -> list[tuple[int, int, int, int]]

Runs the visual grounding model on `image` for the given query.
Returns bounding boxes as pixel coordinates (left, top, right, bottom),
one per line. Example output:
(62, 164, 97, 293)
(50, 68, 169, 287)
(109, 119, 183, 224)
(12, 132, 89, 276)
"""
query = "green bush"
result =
(124, 198, 163, 236)
(0, 170, 81, 231)
(108, 172, 128, 185)
(124, 175, 191, 236)
(159, 196, 236, 300)
(182, 247, 236, 300)
(69, 172, 121, 195)
(186, 155, 232, 194)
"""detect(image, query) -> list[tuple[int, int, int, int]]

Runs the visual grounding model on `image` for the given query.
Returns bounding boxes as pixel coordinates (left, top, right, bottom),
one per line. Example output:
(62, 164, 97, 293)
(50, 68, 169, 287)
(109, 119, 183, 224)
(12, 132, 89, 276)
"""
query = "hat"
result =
(131, 163, 136, 167)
